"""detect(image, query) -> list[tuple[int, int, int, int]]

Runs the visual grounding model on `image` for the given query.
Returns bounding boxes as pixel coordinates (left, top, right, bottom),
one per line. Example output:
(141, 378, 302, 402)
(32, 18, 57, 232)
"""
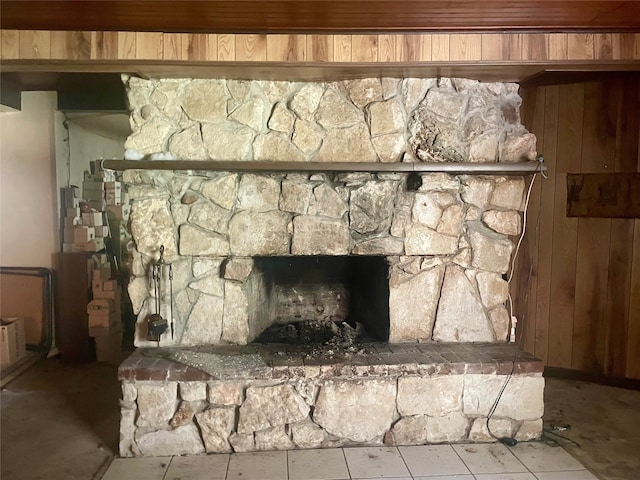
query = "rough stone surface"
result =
(389, 265, 444, 342)
(238, 384, 309, 434)
(128, 277, 150, 314)
(317, 88, 362, 128)
(293, 120, 323, 155)
(468, 223, 514, 274)
(229, 97, 265, 131)
(125, 117, 173, 154)
(208, 382, 244, 405)
(353, 237, 404, 255)
(369, 99, 404, 136)
(119, 408, 137, 457)
(201, 174, 237, 210)
(372, 133, 406, 163)
(222, 258, 253, 283)
(314, 124, 377, 163)
(482, 210, 522, 236)
(182, 80, 227, 123)
(237, 174, 281, 212)
(253, 132, 306, 162)
(202, 123, 254, 160)
(170, 401, 202, 428)
(169, 125, 208, 160)
(229, 433, 255, 452)
(433, 265, 494, 342)
(188, 201, 230, 234)
(345, 78, 383, 108)
(501, 132, 537, 162)
(489, 306, 511, 341)
(189, 271, 224, 297)
(390, 416, 429, 445)
(476, 271, 509, 309)
(469, 417, 514, 441)
(292, 419, 326, 449)
(181, 294, 224, 345)
(292, 216, 349, 255)
(310, 184, 348, 219)
(195, 407, 236, 452)
(349, 181, 397, 235)
(313, 379, 396, 442)
(255, 426, 295, 451)
(463, 375, 545, 421)
(490, 178, 525, 211)
(222, 283, 250, 344)
(437, 204, 464, 236)
(268, 102, 295, 134)
(404, 225, 458, 256)
(180, 382, 206, 402)
(122, 383, 137, 402)
(402, 78, 434, 111)
(290, 83, 324, 120)
(179, 224, 229, 256)
(229, 210, 290, 255)
(136, 383, 178, 428)
(136, 424, 205, 456)
(412, 193, 443, 228)
(192, 258, 222, 278)
(426, 412, 469, 443)
(515, 419, 544, 441)
(280, 180, 313, 214)
(397, 376, 464, 416)
(130, 198, 177, 260)
(461, 177, 494, 208)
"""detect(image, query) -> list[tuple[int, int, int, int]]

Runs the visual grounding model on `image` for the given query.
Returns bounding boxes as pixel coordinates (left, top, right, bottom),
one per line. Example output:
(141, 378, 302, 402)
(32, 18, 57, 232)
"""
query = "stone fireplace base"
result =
(118, 343, 544, 456)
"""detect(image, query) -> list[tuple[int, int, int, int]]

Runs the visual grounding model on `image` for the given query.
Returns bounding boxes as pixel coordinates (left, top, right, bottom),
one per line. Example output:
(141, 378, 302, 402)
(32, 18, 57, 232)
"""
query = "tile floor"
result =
(100, 442, 597, 480)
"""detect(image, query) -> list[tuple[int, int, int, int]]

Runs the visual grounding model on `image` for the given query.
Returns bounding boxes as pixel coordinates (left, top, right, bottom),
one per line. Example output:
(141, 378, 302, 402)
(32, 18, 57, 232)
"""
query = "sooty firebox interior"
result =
(253, 256, 390, 343)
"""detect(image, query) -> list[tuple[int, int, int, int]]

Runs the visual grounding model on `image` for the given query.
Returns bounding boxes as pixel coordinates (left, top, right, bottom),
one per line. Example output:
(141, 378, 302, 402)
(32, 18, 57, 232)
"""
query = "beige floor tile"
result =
(343, 446, 410, 478)
(452, 444, 528, 475)
(413, 476, 474, 480)
(534, 471, 599, 480)
(288, 449, 350, 480)
(226, 451, 287, 480)
(474, 474, 537, 480)
(510, 442, 585, 472)
(101, 457, 170, 480)
(164, 454, 229, 480)
(399, 444, 470, 477)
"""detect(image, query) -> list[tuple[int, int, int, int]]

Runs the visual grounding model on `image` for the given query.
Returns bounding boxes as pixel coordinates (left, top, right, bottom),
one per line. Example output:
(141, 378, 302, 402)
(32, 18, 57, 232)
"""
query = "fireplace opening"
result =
(252, 256, 390, 344)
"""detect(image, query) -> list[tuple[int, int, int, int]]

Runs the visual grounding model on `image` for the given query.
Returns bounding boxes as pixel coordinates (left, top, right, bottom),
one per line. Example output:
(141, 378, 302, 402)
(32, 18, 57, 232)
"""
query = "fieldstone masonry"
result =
(119, 76, 544, 455)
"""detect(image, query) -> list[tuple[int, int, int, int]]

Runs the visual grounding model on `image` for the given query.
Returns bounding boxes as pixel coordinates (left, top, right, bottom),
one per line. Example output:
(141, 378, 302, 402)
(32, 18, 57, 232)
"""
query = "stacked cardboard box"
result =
(89, 269, 123, 364)
(61, 187, 108, 253)
(1, 317, 27, 366)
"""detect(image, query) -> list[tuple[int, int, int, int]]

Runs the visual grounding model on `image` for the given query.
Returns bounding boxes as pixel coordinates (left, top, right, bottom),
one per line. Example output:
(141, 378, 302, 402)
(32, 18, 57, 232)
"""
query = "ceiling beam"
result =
(2, 1, 640, 33)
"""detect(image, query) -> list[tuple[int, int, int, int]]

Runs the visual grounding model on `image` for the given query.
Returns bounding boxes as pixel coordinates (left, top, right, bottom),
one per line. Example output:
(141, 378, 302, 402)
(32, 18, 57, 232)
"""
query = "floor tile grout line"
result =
(224, 452, 231, 480)
(286, 449, 289, 480)
(160, 455, 175, 480)
(395, 444, 417, 479)
(340, 447, 354, 480)
(451, 443, 476, 476)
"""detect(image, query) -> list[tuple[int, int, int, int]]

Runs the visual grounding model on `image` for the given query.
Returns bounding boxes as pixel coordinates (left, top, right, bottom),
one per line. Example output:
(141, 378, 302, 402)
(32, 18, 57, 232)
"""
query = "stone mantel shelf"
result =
(102, 159, 545, 175)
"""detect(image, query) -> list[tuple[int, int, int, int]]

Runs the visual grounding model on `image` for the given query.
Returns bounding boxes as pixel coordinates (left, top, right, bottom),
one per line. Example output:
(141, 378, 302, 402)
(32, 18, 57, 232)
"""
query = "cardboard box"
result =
(1, 317, 27, 366)
(88, 200, 106, 211)
(94, 226, 109, 237)
(63, 217, 82, 228)
(66, 207, 81, 217)
(82, 212, 103, 227)
(93, 285, 122, 302)
(94, 329, 123, 364)
(92, 265, 111, 281)
(88, 313, 119, 337)
(63, 227, 75, 243)
(74, 238, 105, 252)
(106, 204, 131, 221)
(74, 226, 95, 243)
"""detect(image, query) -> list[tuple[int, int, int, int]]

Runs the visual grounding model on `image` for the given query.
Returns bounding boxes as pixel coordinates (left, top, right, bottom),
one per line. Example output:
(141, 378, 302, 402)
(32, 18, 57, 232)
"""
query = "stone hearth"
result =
(118, 76, 544, 456)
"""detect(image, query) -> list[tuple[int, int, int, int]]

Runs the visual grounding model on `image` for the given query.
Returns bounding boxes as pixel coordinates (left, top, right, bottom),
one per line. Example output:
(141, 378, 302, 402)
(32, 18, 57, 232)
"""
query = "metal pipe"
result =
(102, 159, 546, 175)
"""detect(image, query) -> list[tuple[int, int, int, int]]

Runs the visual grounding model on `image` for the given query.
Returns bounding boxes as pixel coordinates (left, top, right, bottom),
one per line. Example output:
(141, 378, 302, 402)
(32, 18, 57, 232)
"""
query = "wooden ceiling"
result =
(2, 1, 640, 33)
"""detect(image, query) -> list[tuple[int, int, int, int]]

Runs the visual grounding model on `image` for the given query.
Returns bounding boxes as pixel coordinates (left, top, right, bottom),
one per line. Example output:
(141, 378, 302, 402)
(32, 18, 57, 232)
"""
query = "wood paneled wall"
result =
(515, 76, 640, 379)
(2, 30, 640, 62)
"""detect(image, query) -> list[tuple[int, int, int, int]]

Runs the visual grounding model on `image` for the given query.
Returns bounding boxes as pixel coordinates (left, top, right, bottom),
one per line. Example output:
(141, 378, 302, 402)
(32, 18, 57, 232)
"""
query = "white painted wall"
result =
(0, 92, 59, 268)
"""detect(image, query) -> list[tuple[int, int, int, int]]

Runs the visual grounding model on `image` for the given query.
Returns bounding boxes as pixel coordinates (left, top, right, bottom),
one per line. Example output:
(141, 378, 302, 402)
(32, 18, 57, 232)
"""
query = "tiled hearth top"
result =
(118, 343, 543, 382)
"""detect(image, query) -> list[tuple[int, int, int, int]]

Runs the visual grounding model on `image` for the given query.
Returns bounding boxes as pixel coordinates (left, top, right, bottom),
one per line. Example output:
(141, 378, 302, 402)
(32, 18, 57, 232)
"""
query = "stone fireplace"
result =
(117, 76, 544, 457)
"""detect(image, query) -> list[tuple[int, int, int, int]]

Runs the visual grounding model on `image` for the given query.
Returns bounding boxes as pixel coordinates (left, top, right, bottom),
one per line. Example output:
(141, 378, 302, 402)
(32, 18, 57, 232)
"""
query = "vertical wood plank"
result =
(206, 34, 218, 61)
(235, 34, 266, 61)
(217, 34, 235, 61)
(180, 34, 211, 61)
(549, 33, 568, 60)
(91, 31, 118, 60)
(420, 34, 432, 61)
(352, 35, 378, 62)
(1, 30, 20, 59)
(449, 34, 482, 61)
(568, 33, 594, 60)
(267, 35, 305, 61)
(19, 30, 50, 59)
(162, 33, 182, 60)
(431, 34, 450, 61)
(595, 33, 621, 60)
(117, 32, 136, 60)
(306, 35, 333, 62)
(378, 34, 397, 62)
(135, 32, 163, 60)
(481, 34, 521, 61)
(522, 34, 549, 61)
(334, 35, 352, 62)
(547, 83, 584, 369)
(620, 33, 640, 60)
(396, 34, 423, 62)
(50, 31, 91, 61)
(627, 220, 640, 379)
(533, 85, 560, 364)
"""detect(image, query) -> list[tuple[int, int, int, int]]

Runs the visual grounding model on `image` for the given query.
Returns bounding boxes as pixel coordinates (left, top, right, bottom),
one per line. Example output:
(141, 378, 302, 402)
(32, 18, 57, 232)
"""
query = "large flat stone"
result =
(237, 174, 281, 212)
(229, 210, 291, 255)
(426, 412, 469, 443)
(222, 283, 250, 345)
(201, 174, 238, 210)
(349, 181, 397, 235)
(280, 180, 313, 214)
(188, 200, 231, 235)
(179, 224, 229, 256)
(291, 216, 350, 255)
(397, 376, 464, 416)
(369, 98, 404, 136)
(313, 379, 397, 443)
(404, 225, 458, 256)
(136, 383, 178, 429)
(136, 424, 205, 456)
(181, 293, 224, 345)
(291, 419, 326, 449)
(195, 407, 236, 453)
(238, 384, 309, 434)
(468, 223, 514, 274)
(476, 271, 509, 310)
(255, 426, 295, 451)
(317, 87, 362, 128)
(490, 178, 525, 211)
(130, 198, 177, 260)
(253, 132, 306, 162)
(202, 123, 254, 161)
(310, 184, 348, 219)
(390, 416, 428, 445)
(314, 123, 377, 163)
(182, 80, 227, 123)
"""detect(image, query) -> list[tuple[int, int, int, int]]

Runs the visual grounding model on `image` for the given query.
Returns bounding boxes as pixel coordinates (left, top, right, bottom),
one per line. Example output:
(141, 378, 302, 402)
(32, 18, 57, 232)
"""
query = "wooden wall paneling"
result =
(334, 35, 352, 62)
(267, 34, 305, 62)
(117, 31, 136, 60)
(235, 34, 266, 61)
(595, 33, 621, 60)
(1, 30, 19, 59)
(217, 34, 235, 61)
(620, 33, 640, 59)
(522, 34, 549, 61)
(481, 34, 522, 61)
(547, 83, 584, 368)
(568, 33, 595, 60)
(306, 35, 333, 62)
(90, 31, 118, 60)
(548, 33, 569, 60)
(378, 34, 397, 62)
(396, 34, 424, 62)
(627, 220, 640, 379)
(135, 32, 162, 60)
(533, 85, 560, 363)
(179, 34, 215, 61)
(162, 33, 182, 60)
(431, 34, 450, 61)
(352, 35, 378, 62)
(420, 34, 432, 62)
(449, 34, 482, 61)
(18, 30, 50, 59)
